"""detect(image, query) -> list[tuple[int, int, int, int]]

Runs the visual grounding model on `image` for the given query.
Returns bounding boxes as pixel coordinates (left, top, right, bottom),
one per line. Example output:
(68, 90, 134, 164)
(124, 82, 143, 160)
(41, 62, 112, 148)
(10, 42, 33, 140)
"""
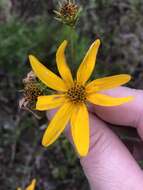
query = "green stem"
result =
(69, 25, 76, 74)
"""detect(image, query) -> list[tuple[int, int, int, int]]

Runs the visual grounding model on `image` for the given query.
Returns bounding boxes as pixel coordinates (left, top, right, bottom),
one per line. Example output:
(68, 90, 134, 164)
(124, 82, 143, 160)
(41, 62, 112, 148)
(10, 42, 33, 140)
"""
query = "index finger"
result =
(89, 87, 143, 136)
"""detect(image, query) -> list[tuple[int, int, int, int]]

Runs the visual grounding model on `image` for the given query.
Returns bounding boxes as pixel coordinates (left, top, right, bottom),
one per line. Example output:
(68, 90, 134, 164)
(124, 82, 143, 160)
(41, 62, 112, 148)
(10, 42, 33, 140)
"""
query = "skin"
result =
(48, 87, 143, 190)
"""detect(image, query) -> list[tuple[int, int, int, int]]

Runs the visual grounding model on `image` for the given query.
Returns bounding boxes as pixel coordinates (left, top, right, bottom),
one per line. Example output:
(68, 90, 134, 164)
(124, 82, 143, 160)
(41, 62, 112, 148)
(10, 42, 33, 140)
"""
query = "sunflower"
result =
(17, 179, 36, 190)
(29, 39, 133, 156)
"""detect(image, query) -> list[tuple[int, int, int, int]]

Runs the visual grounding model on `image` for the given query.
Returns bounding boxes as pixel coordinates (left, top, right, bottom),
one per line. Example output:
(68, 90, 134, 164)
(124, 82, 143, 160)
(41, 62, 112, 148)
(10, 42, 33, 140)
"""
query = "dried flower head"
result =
(19, 71, 45, 118)
(19, 82, 44, 119)
(23, 82, 43, 104)
(54, 0, 81, 27)
(20, 71, 50, 110)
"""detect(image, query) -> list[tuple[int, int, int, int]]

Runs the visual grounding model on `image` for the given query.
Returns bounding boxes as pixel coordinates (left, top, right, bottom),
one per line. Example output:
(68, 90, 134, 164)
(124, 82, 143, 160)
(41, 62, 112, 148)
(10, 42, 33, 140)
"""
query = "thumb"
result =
(80, 112, 143, 190)
(47, 110, 143, 190)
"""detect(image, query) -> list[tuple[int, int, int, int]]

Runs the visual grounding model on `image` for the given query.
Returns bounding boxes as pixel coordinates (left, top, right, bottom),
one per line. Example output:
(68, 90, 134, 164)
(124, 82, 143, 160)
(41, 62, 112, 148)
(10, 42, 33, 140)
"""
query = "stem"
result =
(71, 26, 74, 56)
(69, 25, 76, 74)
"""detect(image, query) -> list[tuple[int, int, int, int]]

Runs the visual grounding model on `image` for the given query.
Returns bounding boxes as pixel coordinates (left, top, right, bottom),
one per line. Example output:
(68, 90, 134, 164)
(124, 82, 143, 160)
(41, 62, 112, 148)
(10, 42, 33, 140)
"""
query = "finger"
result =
(89, 87, 143, 139)
(47, 110, 143, 189)
(81, 112, 143, 190)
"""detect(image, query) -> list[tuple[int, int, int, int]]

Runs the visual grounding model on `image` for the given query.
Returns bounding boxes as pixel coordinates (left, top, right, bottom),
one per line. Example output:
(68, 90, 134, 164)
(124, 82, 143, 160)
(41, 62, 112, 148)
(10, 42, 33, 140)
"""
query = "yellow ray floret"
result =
(29, 55, 67, 92)
(56, 40, 74, 87)
(36, 95, 66, 111)
(29, 39, 134, 156)
(42, 102, 73, 147)
(17, 179, 36, 190)
(86, 74, 131, 93)
(71, 104, 89, 156)
(77, 39, 100, 85)
(25, 179, 36, 190)
(87, 93, 133, 106)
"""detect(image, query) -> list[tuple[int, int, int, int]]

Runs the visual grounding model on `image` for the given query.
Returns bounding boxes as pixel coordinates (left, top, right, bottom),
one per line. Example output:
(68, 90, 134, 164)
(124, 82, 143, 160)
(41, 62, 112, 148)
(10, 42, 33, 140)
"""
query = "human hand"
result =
(48, 87, 143, 190)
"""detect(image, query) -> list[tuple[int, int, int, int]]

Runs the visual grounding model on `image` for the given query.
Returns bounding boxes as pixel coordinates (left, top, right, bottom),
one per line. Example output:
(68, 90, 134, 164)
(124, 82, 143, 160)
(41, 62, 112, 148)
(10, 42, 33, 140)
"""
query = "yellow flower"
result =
(17, 179, 36, 190)
(29, 39, 133, 156)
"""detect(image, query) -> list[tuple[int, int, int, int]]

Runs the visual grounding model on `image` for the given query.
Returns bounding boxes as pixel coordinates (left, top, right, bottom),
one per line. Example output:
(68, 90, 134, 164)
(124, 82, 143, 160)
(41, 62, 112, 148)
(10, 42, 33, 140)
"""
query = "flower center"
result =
(66, 83, 86, 103)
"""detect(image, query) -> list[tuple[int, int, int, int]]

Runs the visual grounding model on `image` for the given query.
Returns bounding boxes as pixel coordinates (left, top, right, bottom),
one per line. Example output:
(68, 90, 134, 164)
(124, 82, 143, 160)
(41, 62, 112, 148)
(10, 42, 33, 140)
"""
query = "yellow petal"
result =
(86, 74, 131, 93)
(77, 39, 100, 85)
(42, 102, 73, 147)
(56, 41, 74, 87)
(87, 93, 133, 106)
(36, 95, 66, 111)
(17, 188, 22, 190)
(71, 104, 89, 156)
(29, 55, 67, 92)
(26, 179, 36, 190)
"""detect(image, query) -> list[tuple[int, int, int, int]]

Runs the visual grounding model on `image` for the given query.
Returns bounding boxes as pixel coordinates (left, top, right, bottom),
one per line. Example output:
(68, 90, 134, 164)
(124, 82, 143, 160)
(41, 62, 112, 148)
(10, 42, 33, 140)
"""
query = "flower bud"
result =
(54, 0, 81, 27)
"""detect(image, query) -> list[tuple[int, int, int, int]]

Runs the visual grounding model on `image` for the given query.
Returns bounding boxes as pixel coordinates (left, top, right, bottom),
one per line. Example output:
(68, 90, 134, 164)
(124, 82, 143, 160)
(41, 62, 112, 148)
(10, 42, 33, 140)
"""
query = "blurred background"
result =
(1, 0, 143, 189)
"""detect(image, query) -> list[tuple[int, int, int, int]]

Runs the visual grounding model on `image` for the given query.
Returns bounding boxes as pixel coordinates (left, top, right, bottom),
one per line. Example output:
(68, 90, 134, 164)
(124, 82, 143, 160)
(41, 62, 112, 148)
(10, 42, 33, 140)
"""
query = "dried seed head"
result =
(20, 70, 51, 111)
(23, 82, 43, 103)
(54, 0, 81, 27)
(19, 80, 44, 119)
